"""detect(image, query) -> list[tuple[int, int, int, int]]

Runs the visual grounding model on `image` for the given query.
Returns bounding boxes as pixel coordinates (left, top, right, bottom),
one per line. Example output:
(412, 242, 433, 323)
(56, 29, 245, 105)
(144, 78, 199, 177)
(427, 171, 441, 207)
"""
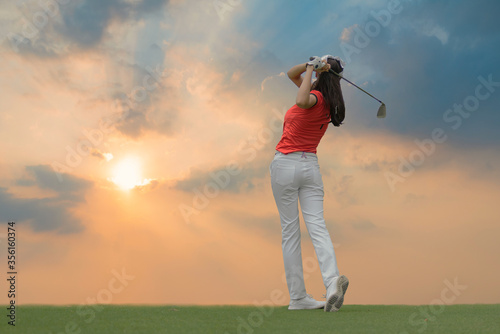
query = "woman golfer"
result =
(270, 55, 349, 312)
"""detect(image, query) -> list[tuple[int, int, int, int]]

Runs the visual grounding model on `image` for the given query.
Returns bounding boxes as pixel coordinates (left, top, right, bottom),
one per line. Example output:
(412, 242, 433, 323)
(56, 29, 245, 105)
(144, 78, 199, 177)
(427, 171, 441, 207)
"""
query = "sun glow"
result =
(109, 157, 151, 190)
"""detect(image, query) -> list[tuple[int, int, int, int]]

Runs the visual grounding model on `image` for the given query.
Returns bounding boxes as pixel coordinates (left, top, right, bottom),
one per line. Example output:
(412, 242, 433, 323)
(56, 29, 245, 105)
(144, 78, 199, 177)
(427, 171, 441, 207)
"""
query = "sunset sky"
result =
(0, 0, 499, 307)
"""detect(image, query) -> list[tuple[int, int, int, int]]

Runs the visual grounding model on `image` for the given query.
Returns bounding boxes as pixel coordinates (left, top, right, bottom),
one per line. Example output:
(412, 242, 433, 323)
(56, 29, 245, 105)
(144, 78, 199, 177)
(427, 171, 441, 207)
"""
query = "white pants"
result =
(270, 151, 339, 300)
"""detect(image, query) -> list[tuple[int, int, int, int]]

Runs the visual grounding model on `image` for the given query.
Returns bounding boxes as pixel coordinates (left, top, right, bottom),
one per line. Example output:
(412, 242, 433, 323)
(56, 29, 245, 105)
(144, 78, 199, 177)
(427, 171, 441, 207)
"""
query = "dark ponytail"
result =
(311, 59, 346, 127)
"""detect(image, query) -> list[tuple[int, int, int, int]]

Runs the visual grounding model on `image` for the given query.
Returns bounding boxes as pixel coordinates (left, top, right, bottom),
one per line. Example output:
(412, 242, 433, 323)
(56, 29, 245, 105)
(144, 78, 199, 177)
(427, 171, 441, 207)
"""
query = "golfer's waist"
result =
(275, 150, 317, 159)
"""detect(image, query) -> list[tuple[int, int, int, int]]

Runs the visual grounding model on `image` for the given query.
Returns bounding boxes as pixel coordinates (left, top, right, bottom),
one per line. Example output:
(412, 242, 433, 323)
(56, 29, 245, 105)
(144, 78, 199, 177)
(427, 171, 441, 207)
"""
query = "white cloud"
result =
(260, 72, 285, 91)
(340, 24, 358, 42)
(422, 22, 449, 45)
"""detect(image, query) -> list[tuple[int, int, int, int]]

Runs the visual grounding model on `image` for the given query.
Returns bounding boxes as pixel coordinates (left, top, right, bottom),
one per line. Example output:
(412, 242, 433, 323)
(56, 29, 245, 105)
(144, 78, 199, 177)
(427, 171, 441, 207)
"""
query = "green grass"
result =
(1, 304, 499, 334)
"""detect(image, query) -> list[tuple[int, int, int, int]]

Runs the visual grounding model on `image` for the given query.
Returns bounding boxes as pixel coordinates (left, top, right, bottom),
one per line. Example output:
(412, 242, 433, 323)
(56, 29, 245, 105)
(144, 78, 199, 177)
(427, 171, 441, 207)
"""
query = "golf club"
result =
(329, 69, 386, 119)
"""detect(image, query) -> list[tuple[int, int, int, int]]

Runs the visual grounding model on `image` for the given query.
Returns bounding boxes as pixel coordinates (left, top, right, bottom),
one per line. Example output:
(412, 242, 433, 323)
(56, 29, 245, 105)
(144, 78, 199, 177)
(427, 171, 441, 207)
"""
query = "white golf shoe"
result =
(288, 294, 326, 310)
(324, 275, 349, 312)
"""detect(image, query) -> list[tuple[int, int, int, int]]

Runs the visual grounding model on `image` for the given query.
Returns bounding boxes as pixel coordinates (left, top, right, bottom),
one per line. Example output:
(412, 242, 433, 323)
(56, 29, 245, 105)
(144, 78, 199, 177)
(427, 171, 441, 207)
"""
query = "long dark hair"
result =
(311, 58, 346, 127)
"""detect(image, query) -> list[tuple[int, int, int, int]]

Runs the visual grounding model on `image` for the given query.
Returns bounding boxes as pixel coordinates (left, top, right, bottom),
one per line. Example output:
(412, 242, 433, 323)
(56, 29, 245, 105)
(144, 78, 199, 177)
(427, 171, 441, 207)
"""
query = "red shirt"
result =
(275, 90, 331, 154)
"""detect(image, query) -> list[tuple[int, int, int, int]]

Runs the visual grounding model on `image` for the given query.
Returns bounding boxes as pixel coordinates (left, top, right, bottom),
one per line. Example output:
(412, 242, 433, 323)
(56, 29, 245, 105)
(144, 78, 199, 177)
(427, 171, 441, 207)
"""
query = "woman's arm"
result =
(287, 62, 308, 88)
(295, 65, 317, 109)
(288, 60, 331, 109)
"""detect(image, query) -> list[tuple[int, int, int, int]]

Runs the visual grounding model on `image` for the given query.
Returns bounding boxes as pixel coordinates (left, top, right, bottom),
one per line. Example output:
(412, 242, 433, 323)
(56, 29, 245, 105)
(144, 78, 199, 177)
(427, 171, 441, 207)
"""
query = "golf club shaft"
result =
(329, 69, 384, 105)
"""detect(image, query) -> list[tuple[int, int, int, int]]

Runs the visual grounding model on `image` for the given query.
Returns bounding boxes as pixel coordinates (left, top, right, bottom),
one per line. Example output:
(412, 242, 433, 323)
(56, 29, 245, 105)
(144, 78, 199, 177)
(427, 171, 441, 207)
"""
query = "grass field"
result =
(1, 304, 499, 333)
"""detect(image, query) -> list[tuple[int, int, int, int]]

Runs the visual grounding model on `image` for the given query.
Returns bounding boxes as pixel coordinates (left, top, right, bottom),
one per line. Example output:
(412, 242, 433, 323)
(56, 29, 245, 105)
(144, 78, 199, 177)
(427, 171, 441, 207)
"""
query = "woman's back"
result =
(276, 90, 331, 154)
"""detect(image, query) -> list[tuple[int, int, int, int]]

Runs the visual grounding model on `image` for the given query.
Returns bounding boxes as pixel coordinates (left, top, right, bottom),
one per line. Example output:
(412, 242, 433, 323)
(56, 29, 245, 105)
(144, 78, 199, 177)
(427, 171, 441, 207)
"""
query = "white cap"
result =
(321, 55, 345, 75)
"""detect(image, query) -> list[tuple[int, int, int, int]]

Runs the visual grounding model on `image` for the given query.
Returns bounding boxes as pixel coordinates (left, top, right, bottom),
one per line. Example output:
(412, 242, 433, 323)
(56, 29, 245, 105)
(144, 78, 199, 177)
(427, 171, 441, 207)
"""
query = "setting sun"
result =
(109, 157, 151, 190)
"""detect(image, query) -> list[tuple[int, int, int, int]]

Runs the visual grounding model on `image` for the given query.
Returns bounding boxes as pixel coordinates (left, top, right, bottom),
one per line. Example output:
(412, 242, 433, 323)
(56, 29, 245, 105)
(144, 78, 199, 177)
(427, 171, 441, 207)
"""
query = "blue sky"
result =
(231, 0, 500, 147)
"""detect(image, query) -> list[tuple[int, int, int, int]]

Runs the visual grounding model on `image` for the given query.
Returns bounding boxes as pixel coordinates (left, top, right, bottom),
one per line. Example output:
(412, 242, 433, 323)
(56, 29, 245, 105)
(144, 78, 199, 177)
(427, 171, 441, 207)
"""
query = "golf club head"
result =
(377, 103, 386, 118)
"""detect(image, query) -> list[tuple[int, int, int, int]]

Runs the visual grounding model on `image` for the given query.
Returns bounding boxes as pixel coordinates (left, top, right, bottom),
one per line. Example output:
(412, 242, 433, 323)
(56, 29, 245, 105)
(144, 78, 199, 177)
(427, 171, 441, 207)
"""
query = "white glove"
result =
(307, 56, 325, 71)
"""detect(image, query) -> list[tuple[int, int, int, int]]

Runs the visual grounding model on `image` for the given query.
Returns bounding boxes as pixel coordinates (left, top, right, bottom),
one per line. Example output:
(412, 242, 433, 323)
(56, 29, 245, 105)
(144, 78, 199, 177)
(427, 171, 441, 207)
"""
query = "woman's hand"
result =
(315, 60, 331, 73)
(307, 56, 324, 70)
(287, 58, 330, 88)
